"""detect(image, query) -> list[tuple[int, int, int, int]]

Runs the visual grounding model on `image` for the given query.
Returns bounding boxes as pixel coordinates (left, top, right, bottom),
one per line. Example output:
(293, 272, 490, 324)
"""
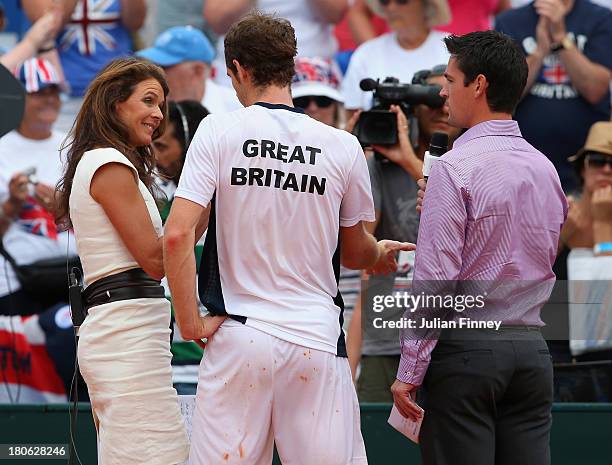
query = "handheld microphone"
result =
(422, 131, 449, 181)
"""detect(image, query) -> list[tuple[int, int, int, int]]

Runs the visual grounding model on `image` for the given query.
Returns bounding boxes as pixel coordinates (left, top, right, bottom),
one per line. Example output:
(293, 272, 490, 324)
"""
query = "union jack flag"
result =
(18, 198, 58, 240)
(292, 57, 341, 88)
(16, 58, 62, 93)
(542, 62, 570, 85)
(59, 0, 121, 56)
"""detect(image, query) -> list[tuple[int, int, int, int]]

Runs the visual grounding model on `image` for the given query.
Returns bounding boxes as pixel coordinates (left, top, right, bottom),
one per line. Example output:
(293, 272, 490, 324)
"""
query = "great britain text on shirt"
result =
(230, 139, 327, 195)
(522, 32, 587, 100)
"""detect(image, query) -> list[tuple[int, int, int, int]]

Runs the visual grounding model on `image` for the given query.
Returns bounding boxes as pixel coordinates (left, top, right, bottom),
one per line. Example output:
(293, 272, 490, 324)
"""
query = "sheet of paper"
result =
(387, 403, 424, 444)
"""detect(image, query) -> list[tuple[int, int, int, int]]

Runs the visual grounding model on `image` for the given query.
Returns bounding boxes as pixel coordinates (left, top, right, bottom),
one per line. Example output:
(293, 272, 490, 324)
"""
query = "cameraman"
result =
(346, 65, 460, 401)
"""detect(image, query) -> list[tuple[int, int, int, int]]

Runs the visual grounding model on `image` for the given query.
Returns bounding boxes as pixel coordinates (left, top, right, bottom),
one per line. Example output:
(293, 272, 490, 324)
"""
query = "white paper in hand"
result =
(388, 403, 424, 444)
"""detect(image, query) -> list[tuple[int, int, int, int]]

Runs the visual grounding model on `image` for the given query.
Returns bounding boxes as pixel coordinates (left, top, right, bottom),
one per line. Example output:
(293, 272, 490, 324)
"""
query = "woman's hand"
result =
(559, 196, 592, 249)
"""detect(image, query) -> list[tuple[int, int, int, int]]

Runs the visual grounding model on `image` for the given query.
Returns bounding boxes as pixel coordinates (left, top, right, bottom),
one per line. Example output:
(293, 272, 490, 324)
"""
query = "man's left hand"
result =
(391, 379, 422, 422)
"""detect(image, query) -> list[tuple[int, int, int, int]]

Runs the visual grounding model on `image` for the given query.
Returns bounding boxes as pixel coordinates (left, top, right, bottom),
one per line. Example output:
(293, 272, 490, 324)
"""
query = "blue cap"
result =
(137, 26, 215, 66)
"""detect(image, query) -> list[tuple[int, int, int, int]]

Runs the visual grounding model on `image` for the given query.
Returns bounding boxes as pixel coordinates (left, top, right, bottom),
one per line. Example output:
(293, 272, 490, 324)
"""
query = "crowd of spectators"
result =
(0, 0, 610, 403)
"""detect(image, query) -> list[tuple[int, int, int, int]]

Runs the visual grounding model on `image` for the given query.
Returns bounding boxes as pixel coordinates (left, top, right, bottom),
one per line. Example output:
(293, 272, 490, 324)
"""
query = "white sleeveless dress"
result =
(70, 148, 189, 465)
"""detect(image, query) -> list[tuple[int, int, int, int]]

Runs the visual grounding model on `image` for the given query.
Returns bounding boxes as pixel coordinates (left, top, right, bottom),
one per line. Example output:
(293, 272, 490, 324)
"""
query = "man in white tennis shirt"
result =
(164, 13, 414, 465)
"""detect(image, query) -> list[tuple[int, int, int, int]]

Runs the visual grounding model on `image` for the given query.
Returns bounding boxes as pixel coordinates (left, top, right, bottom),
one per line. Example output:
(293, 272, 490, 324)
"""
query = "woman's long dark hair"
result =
(56, 57, 169, 226)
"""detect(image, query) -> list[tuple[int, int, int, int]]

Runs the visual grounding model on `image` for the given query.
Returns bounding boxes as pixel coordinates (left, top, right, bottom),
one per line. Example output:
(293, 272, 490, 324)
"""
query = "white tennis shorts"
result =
(188, 319, 368, 465)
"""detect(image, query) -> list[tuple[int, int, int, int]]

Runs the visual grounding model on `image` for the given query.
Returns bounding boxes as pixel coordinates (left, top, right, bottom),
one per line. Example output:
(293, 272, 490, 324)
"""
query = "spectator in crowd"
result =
(292, 56, 345, 127)
(204, 0, 349, 87)
(23, 0, 146, 134)
(23, 0, 146, 97)
(0, 58, 75, 315)
(552, 121, 612, 363)
(347, 0, 510, 47)
(560, 122, 612, 259)
(342, 0, 451, 113)
(154, 100, 209, 213)
(137, 25, 241, 114)
(346, 65, 461, 401)
(495, 0, 612, 193)
(0, 4, 61, 70)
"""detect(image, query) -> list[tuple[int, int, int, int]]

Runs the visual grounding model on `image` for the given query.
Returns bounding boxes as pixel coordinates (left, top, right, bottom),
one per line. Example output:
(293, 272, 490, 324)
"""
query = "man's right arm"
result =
(339, 221, 379, 270)
(340, 137, 413, 272)
(340, 222, 414, 273)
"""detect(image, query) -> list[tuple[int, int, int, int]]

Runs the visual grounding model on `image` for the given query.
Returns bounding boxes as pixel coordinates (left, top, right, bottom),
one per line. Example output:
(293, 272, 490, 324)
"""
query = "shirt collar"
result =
(453, 119, 523, 148)
(254, 101, 304, 114)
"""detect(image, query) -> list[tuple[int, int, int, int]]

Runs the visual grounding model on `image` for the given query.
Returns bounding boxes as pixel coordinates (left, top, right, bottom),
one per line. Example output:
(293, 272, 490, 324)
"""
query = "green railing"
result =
(0, 403, 610, 464)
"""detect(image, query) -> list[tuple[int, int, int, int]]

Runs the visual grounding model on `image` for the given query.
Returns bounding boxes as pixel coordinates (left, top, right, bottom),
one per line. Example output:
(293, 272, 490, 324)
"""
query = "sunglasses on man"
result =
(585, 152, 612, 170)
(293, 96, 335, 109)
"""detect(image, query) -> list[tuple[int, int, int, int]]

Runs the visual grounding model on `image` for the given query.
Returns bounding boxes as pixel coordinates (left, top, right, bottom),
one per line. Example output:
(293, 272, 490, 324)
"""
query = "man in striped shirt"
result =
(391, 31, 567, 465)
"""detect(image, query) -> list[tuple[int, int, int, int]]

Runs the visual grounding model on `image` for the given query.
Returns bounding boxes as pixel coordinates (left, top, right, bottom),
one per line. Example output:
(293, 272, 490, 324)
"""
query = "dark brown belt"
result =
(82, 268, 165, 312)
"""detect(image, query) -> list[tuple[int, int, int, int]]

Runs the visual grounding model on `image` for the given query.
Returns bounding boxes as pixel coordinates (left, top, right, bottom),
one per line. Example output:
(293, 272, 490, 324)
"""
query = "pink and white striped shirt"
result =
(397, 119, 568, 386)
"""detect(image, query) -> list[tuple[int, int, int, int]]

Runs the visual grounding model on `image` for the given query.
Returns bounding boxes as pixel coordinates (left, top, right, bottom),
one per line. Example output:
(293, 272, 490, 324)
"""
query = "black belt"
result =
(82, 268, 165, 312)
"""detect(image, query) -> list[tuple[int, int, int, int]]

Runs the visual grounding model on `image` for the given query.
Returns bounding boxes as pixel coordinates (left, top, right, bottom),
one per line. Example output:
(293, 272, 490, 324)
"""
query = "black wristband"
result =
(550, 43, 564, 53)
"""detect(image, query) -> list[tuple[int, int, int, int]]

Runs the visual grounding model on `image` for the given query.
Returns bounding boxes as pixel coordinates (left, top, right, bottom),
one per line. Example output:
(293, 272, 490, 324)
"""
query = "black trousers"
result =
(419, 328, 553, 465)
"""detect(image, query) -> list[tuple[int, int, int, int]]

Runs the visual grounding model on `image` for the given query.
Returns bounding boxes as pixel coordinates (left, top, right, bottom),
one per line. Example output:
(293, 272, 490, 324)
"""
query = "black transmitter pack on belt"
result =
(69, 268, 86, 328)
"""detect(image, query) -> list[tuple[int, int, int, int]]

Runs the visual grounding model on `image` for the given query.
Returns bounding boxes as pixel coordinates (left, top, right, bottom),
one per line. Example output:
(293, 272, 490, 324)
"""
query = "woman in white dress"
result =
(55, 57, 224, 465)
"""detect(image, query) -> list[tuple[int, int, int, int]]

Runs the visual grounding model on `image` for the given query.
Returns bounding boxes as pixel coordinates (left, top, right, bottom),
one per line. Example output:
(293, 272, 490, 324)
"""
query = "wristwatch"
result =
(551, 36, 574, 53)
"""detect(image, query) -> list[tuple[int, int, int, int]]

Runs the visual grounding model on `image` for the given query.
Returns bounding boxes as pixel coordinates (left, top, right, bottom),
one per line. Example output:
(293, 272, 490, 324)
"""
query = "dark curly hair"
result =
(224, 12, 297, 88)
